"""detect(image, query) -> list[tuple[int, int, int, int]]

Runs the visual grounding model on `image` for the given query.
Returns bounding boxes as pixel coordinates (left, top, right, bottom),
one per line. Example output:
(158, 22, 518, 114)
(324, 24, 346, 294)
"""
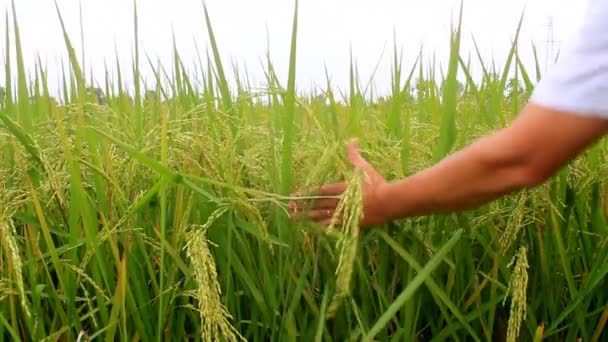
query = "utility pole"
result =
(543, 16, 559, 71)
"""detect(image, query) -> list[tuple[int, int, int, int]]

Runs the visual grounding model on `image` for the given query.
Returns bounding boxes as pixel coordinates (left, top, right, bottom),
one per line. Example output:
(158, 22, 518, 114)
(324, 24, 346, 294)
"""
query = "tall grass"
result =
(1, 2, 607, 341)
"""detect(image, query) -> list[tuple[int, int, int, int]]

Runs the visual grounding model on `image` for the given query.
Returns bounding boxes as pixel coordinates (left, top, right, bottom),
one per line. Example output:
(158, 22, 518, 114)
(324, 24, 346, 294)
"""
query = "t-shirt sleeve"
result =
(530, 0, 608, 119)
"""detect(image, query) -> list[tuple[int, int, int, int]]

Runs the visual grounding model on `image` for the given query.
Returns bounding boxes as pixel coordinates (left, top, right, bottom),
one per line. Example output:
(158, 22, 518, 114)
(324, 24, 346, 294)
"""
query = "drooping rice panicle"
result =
(184, 207, 245, 342)
(0, 216, 30, 318)
(327, 170, 364, 318)
(505, 246, 529, 342)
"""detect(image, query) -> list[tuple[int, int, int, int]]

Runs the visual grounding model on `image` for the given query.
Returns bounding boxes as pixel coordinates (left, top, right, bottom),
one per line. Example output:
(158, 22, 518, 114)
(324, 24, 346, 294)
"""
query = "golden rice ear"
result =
(0, 217, 31, 319)
(499, 192, 530, 254)
(326, 169, 364, 318)
(505, 246, 529, 342)
(184, 208, 246, 342)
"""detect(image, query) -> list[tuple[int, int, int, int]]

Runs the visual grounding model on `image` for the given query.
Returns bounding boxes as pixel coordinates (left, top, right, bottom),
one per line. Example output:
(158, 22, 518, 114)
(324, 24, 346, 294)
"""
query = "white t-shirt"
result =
(531, 0, 608, 119)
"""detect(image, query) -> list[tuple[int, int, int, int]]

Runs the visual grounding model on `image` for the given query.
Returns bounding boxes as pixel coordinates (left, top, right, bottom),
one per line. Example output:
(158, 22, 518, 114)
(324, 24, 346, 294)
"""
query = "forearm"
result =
(379, 131, 543, 219)
(300, 104, 607, 227)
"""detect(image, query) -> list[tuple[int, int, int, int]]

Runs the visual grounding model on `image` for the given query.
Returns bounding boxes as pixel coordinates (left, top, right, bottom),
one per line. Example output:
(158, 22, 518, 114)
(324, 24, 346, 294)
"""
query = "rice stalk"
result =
(66, 264, 100, 328)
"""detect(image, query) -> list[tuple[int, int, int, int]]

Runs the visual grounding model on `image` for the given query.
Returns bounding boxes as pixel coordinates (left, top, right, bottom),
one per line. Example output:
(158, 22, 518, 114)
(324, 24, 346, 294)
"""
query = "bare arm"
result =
(296, 103, 608, 227)
(379, 103, 608, 220)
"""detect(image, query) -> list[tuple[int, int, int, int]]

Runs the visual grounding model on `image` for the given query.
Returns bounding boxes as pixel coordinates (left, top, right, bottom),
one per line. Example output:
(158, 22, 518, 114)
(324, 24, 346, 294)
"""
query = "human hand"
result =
(289, 139, 393, 228)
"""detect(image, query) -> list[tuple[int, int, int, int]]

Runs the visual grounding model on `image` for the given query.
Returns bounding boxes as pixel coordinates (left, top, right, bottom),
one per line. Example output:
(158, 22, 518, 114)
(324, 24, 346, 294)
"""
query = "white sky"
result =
(0, 0, 590, 97)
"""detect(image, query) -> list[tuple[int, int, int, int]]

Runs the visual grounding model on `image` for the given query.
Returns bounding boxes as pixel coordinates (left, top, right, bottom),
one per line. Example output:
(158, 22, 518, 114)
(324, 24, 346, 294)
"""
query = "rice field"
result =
(1, 2, 608, 341)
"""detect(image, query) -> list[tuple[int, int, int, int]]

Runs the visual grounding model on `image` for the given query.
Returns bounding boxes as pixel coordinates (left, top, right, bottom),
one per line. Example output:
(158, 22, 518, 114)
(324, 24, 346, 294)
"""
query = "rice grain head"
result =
(0, 216, 31, 318)
(326, 170, 364, 318)
(184, 207, 245, 342)
(505, 246, 529, 342)
(0, 277, 18, 302)
(499, 193, 528, 253)
(65, 263, 111, 302)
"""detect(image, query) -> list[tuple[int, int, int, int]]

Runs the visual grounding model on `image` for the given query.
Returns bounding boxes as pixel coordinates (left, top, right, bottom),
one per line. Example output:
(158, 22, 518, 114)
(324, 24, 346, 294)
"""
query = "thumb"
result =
(346, 139, 384, 183)
(346, 139, 370, 170)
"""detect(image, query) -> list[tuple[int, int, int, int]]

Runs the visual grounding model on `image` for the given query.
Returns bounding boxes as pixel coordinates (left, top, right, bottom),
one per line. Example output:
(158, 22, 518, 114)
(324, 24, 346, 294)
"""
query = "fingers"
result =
(289, 199, 339, 218)
(288, 205, 342, 226)
(308, 206, 348, 226)
(290, 182, 347, 199)
(320, 217, 341, 226)
(312, 198, 340, 209)
(288, 183, 345, 213)
(307, 208, 334, 220)
(287, 200, 299, 218)
(316, 182, 348, 196)
(346, 138, 379, 181)
(318, 214, 342, 227)
(288, 195, 342, 222)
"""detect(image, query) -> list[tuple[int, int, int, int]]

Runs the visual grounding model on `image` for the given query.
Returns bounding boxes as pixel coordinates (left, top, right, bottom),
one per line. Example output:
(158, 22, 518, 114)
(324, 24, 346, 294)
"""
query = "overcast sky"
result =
(0, 0, 590, 97)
